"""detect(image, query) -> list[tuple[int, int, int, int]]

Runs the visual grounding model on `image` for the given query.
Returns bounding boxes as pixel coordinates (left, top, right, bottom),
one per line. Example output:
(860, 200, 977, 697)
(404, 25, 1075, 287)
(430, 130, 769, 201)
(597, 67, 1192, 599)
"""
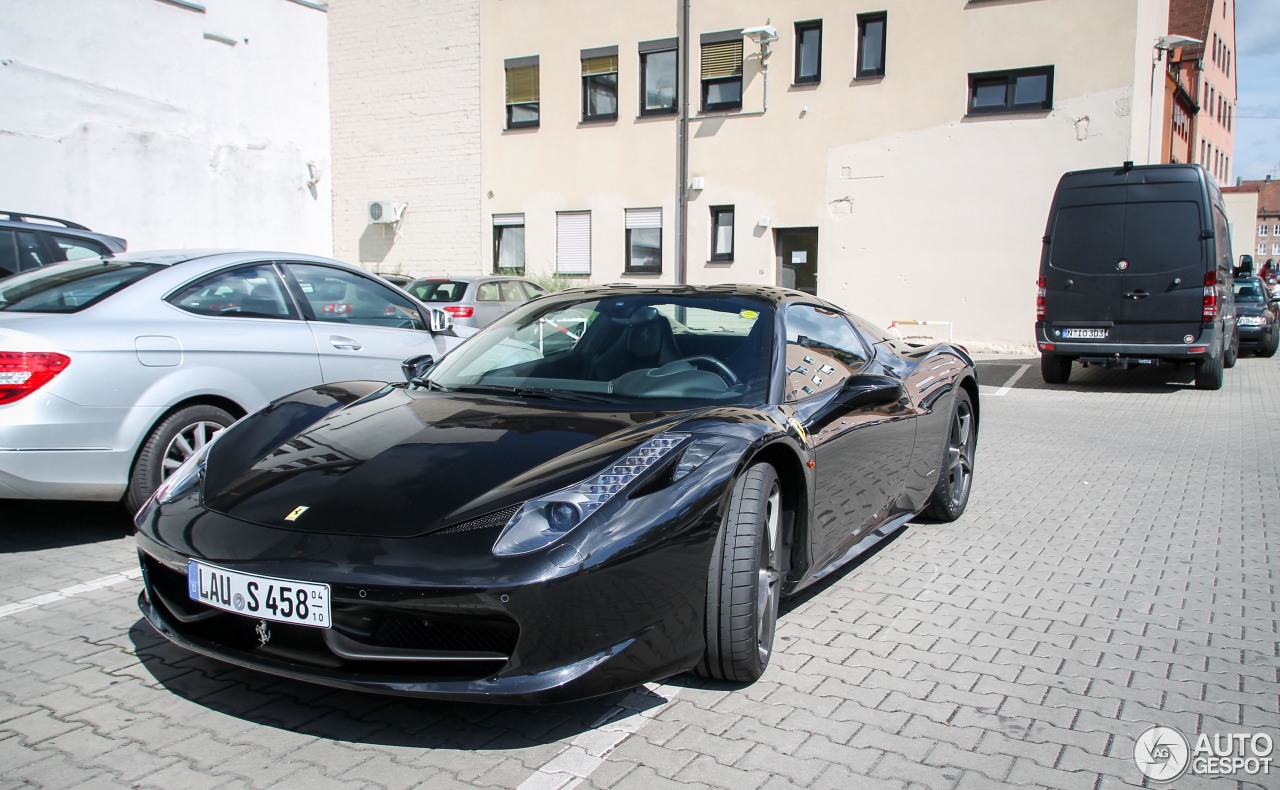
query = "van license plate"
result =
(1061, 328, 1108, 339)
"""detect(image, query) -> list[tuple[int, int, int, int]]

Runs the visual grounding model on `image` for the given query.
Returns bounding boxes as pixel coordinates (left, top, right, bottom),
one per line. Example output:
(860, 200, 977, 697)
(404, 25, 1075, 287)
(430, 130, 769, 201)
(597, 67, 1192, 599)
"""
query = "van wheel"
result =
(1224, 330, 1238, 368)
(1040, 354, 1071, 384)
(1194, 350, 1224, 390)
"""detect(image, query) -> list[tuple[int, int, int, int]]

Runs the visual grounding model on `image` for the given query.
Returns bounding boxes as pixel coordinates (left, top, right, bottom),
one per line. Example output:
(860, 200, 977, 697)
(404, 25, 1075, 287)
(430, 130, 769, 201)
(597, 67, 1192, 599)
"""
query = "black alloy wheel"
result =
(923, 388, 977, 522)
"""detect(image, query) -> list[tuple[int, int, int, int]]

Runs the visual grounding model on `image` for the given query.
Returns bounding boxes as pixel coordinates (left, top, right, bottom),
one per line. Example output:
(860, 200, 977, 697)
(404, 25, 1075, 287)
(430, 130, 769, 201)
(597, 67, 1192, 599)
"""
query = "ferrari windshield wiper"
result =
(451, 384, 616, 402)
(514, 387, 618, 403)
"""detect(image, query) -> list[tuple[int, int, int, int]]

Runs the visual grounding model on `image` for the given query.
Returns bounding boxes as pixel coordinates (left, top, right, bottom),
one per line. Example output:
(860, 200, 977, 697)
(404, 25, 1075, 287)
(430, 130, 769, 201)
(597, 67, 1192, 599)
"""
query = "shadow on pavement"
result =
(0, 500, 133, 553)
(976, 357, 1211, 394)
(127, 618, 673, 749)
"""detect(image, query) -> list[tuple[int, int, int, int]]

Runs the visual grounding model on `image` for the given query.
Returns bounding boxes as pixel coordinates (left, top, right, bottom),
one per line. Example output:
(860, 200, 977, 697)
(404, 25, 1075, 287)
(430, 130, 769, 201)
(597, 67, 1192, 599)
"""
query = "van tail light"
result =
(1036, 275, 1047, 319)
(0, 352, 71, 405)
(1202, 271, 1218, 321)
(442, 306, 474, 319)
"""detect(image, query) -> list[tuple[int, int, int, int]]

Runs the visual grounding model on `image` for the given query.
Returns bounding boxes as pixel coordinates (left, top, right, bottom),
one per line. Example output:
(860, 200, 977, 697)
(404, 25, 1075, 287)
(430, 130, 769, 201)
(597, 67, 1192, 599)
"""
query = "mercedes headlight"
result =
(492, 432, 690, 556)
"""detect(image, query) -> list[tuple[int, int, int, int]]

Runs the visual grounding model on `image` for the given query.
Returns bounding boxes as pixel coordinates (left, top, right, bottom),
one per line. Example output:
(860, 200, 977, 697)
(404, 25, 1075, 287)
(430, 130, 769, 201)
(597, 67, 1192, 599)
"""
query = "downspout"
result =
(676, 0, 690, 285)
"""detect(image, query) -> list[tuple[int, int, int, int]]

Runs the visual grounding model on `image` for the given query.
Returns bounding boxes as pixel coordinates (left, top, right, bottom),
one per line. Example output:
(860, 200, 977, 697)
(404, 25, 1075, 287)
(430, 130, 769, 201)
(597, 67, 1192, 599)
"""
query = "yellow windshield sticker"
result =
(740, 310, 758, 319)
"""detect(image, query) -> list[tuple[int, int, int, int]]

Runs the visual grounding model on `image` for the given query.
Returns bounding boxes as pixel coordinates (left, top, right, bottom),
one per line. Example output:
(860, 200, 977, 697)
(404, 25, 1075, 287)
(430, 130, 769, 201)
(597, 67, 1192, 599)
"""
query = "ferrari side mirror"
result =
(401, 354, 435, 383)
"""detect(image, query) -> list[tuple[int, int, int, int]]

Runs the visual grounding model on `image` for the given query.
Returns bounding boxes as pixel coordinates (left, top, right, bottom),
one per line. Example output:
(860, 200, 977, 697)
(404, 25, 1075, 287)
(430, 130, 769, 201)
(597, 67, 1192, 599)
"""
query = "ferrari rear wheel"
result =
(697, 462, 782, 683)
(126, 404, 233, 513)
(922, 389, 977, 522)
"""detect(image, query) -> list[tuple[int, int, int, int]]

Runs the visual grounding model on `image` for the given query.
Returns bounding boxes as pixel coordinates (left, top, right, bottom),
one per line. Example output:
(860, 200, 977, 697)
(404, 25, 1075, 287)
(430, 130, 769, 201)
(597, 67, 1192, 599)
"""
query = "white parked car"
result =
(0, 250, 457, 510)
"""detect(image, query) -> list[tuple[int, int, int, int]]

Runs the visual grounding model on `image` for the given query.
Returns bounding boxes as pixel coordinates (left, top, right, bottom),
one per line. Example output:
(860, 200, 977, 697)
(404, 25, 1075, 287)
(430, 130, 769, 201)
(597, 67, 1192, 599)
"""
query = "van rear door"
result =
(1045, 196, 1126, 324)
(1112, 189, 1205, 341)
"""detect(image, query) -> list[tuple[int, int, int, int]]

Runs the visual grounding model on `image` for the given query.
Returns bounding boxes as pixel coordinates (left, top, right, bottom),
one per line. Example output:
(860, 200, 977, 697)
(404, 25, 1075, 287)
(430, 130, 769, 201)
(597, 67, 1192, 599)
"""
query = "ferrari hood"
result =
(201, 384, 687, 538)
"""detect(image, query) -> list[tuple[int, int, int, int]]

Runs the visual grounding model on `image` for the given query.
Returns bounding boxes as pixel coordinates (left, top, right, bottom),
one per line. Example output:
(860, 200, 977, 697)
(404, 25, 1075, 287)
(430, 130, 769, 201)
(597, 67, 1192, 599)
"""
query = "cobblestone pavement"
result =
(1, 355, 1277, 789)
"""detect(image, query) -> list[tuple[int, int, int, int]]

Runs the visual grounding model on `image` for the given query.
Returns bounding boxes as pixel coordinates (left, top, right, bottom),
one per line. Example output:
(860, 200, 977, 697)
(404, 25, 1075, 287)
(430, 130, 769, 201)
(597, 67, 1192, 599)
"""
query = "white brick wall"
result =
(328, 0, 482, 277)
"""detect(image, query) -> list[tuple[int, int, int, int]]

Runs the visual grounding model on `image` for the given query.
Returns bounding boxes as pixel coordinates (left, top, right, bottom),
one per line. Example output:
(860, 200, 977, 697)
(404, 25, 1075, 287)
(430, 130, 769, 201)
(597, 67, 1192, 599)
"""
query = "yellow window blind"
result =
(581, 55, 618, 76)
(506, 65, 539, 104)
(700, 40, 742, 79)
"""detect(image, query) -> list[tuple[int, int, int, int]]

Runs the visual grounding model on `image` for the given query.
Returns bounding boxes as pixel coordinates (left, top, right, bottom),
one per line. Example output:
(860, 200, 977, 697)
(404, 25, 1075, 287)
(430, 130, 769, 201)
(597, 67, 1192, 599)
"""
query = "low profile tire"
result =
(125, 404, 234, 513)
(1225, 330, 1239, 368)
(1194, 349, 1224, 391)
(697, 462, 782, 683)
(922, 389, 978, 522)
(1040, 354, 1071, 384)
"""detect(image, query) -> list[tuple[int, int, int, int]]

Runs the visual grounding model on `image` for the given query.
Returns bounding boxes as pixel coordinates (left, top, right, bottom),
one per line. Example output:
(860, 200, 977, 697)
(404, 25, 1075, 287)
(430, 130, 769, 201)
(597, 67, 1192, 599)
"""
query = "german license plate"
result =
(187, 560, 330, 628)
(1061, 328, 1108, 339)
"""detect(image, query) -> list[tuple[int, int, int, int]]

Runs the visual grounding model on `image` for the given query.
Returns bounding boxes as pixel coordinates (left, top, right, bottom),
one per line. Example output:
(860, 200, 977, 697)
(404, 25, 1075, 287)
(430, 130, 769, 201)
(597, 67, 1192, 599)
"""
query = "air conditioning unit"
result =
(368, 200, 406, 224)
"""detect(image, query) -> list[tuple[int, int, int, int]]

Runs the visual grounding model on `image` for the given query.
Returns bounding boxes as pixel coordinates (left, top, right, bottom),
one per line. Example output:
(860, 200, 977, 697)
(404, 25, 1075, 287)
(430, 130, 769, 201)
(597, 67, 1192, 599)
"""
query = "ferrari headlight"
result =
(152, 433, 220, 506)
(492, 432, 690, 556)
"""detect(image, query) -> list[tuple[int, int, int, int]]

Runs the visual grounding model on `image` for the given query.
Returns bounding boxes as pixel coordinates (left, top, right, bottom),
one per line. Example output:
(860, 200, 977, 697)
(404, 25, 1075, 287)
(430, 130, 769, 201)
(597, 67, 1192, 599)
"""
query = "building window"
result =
(640, 38, 678, 116)
(856, 12, 887, 78)
(505, 57, 540, 129)
(1261, 225, 1269, 238)
(711, 206, 734, 261)
(1261, 243, 1269, 256)
(493, 214, 525, 273)
(794, 20, 822, 84)
(556, 211, 591, 275)
(624, 208, 662, 274)
(701, 31, 743, 112)
(967, 66, 1053, 115)
(1274, 243, 1280, 257)
(582, 46, 619, 122)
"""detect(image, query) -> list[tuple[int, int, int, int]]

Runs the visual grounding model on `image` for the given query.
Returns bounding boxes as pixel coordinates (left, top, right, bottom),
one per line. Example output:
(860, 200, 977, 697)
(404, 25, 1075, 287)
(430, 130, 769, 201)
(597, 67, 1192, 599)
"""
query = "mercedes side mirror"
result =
(427, 308, 453, 333)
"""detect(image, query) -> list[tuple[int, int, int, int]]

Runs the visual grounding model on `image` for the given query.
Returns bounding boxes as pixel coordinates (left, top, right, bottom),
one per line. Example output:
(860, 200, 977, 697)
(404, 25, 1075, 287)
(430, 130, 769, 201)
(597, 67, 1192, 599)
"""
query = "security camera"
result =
(742, 25, 778, 44)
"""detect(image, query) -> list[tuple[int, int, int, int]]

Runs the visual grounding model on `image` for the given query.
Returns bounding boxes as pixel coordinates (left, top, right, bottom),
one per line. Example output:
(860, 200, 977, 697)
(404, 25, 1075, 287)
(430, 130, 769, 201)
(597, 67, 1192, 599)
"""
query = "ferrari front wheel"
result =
(697, 462, 782, 683)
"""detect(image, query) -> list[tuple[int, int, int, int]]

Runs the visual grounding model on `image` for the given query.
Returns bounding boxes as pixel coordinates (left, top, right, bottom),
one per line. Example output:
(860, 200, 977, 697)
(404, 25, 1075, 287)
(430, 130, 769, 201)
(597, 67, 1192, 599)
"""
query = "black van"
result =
(1035, 163, 1237, 390)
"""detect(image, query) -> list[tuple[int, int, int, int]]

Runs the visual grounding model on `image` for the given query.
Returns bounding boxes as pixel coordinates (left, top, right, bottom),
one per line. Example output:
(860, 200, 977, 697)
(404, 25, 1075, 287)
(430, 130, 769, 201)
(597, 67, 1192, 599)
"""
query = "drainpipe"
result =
(675, 0, 690, 285)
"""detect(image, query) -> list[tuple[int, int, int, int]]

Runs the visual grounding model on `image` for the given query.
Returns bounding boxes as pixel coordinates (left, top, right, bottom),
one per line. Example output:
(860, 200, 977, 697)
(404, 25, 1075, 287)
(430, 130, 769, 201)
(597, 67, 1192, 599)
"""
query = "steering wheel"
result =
(676, 355, 740, 386)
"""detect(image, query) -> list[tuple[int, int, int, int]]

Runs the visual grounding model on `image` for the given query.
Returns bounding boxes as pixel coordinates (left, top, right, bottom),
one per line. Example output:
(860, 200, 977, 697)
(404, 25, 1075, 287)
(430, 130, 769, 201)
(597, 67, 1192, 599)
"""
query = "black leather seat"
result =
(591, 307, 682, 380)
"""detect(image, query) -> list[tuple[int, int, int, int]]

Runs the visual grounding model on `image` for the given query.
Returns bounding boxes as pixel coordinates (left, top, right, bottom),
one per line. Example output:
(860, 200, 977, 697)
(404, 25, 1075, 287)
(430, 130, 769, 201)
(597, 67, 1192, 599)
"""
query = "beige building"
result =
(331, 0, 1176, 348)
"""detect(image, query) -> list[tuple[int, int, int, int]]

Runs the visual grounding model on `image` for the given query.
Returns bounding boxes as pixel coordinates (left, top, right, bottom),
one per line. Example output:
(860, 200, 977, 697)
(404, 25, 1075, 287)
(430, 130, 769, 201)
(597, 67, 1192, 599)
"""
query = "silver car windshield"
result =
(0, 259, 161, 313)
(428, 293, 773, 404)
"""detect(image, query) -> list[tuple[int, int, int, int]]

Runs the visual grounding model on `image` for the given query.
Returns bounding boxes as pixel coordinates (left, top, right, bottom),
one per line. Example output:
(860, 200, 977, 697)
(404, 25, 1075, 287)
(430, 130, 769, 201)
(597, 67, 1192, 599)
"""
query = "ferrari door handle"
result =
(329, 336, 362, 351)
(1124, 290, 1149, 300)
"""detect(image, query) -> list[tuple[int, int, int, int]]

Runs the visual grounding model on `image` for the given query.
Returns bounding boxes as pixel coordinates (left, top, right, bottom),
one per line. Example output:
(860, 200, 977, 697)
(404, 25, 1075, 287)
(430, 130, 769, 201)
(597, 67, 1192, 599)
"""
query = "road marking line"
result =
(992, 364, 1030, 397)
(0, 567, 141, 620)
(517, 683, 682, 790)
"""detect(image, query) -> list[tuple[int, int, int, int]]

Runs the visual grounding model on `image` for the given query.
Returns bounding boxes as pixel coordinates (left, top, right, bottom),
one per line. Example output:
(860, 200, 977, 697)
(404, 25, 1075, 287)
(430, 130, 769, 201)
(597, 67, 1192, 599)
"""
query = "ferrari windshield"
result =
(428, 291, 774, 404)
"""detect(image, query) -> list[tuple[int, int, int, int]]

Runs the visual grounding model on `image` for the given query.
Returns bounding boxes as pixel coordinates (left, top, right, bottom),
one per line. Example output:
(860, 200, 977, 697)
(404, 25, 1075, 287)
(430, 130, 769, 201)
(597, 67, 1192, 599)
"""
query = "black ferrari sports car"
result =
(135, 284, 979, 703)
